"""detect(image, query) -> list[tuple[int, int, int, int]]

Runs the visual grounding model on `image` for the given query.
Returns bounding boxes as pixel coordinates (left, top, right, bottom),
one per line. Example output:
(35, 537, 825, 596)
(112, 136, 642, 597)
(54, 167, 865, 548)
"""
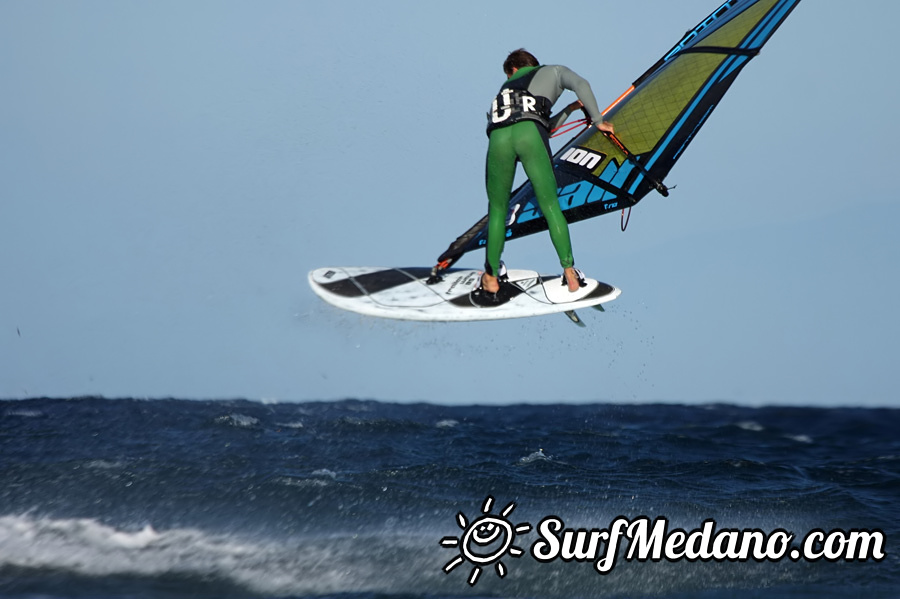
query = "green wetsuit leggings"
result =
(485, 120, 574, 276)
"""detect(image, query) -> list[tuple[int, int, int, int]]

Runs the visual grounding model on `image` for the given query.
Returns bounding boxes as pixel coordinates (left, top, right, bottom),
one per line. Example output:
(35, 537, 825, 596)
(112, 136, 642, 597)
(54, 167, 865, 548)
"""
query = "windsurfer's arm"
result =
(556, 66, 614, 133)
(548, 100, 586, 130)
(556, 66, 603, 121)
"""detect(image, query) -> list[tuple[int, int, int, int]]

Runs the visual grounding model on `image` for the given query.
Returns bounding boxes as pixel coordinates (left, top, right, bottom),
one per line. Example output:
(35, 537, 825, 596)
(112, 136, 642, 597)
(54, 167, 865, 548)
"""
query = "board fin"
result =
(564, 310, 586, 327)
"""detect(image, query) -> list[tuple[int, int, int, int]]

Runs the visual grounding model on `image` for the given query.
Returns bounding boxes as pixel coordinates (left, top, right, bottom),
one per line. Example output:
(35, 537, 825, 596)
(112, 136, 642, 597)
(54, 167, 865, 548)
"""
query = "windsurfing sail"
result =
(433, 0, 801, 274)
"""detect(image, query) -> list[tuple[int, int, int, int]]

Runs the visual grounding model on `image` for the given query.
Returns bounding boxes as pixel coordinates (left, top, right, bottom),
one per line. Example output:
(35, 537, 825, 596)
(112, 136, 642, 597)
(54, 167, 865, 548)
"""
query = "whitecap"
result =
(785, 434, 813, 444)
(109, 524, 160, 549)
(435, 419, 458, 429)
(4, 408, 43, 418)
(0, 514, 253, 579)
(0, 514, 441, 596)
(215, 413, 260, 428)
(278, 477, 328, 488)
(276, 469, 337, 488)
(519, 449, 550, 463)
(736, 421, 764, 432)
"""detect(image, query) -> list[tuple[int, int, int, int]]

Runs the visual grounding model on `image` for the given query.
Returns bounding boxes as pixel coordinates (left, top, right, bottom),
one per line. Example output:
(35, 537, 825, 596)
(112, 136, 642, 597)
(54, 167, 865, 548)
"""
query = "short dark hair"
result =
(503, 49, 539, 76)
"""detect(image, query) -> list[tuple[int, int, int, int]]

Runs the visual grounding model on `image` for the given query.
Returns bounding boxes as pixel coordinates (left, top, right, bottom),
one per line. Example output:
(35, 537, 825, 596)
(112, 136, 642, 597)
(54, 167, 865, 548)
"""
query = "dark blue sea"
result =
(0, 398, 896, 598)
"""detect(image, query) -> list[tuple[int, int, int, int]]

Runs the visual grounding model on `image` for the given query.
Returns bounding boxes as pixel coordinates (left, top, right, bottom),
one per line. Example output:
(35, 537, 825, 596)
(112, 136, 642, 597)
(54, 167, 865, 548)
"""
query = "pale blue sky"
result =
(2, 1, 897, 406)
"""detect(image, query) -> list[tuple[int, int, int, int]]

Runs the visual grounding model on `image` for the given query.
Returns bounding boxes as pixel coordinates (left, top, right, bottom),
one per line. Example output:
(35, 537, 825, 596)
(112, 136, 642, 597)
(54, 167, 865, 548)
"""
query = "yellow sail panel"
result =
(603, 53, 726, 158)
(697, 0, 781, 49)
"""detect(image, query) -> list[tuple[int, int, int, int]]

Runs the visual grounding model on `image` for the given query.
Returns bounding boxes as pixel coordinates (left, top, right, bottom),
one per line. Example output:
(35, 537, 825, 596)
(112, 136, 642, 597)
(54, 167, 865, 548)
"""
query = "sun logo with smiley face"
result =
(439, 496, 532, 586)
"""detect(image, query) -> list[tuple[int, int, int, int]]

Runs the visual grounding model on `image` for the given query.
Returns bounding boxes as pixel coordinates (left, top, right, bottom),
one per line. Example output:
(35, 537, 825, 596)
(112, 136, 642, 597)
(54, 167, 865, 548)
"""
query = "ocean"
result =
(0, 398, 896, 598)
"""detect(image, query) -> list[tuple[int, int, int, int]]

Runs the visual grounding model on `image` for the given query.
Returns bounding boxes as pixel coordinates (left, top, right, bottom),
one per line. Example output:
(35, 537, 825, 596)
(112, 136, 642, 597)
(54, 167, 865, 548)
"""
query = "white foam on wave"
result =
(215, 413, 260, 428)
(4, 408, 44, 417)
(519, 449, 550, 463)
(784, 434, 813, 444)
(0, 514, 252, 577)
(0, 513, 448, 595)
(0, 511, 814, 596)
(735, 421, 764, 432)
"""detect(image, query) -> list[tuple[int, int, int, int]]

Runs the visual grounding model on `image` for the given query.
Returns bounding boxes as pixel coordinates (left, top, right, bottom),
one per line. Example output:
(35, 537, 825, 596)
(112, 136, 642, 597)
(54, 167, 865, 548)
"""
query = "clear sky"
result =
(2, 1, 897, 407)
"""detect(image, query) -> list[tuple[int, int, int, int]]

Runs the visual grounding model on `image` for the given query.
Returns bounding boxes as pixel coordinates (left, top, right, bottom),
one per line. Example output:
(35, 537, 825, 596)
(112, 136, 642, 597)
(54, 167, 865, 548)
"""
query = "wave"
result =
(0, 512, 871, 599)
(1, 398, 896, 598)
(0, 513, 452, 597)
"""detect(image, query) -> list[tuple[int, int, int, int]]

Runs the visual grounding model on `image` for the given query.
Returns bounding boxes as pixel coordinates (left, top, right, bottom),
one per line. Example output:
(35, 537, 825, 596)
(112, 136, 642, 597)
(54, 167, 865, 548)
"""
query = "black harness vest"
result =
(486, 67, 552, 136)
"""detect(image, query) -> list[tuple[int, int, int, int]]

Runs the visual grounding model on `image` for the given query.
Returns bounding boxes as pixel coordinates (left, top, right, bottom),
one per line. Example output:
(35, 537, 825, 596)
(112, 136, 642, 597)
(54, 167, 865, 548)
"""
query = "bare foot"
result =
(481, 273, 500, 293)
(563, 267, 582, 292)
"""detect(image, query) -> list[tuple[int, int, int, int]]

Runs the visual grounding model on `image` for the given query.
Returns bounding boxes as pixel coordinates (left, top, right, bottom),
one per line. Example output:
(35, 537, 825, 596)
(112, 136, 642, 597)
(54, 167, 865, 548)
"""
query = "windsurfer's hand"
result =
(596, 121, 615, 134)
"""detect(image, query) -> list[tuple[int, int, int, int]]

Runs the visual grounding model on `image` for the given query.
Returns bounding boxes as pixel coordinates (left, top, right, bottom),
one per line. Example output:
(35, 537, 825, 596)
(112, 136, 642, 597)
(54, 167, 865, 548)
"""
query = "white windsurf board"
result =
(308, 266, 620, 322)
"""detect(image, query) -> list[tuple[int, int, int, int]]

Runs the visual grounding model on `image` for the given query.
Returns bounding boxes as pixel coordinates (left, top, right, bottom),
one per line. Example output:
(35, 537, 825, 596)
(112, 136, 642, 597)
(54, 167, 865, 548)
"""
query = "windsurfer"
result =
(480, 49, 614, 294)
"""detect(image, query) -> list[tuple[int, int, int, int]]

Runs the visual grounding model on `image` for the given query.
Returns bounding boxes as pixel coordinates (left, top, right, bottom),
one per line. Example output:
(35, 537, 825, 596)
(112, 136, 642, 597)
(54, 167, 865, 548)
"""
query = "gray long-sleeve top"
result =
(507, 65, 604, 129)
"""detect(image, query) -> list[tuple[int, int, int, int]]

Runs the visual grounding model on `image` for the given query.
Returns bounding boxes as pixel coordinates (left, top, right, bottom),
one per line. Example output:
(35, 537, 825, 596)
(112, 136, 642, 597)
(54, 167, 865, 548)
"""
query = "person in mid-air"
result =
(480, 48, 614, 295)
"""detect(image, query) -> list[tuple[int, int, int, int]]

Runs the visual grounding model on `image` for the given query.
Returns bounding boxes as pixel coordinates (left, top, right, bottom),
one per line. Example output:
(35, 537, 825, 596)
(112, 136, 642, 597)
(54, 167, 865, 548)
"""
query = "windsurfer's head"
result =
(503, 49, 539, 76)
